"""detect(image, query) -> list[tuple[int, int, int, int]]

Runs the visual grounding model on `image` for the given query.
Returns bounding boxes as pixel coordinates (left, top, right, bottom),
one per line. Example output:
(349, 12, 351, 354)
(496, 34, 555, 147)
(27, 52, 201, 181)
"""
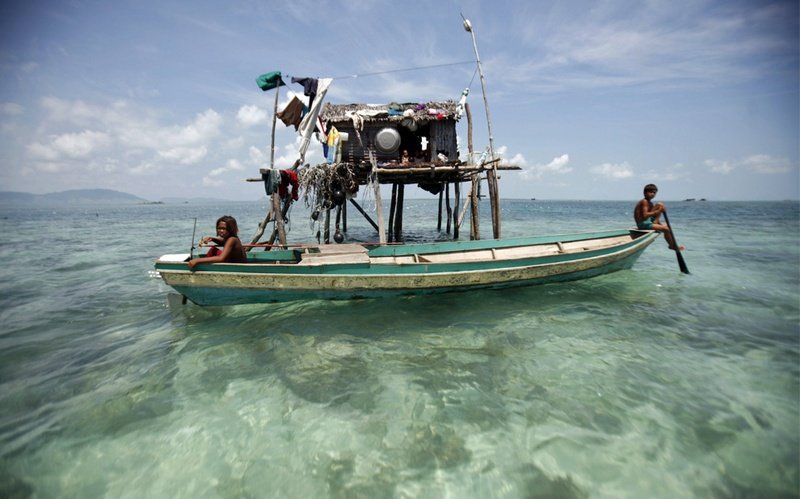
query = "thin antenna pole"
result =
(462, 15, 501, 238)
(190, 217, 197, 257)
(461, 15, 495, 162)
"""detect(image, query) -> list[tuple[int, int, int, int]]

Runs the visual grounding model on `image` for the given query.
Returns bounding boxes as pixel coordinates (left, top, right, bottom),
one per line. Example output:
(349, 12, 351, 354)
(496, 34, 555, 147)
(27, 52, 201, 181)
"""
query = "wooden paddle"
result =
(662, 211, 689, 274)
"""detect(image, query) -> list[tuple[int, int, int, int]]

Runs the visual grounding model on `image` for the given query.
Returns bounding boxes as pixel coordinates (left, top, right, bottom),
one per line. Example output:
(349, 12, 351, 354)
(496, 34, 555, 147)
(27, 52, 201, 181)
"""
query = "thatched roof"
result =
(320, 100, 460, 124)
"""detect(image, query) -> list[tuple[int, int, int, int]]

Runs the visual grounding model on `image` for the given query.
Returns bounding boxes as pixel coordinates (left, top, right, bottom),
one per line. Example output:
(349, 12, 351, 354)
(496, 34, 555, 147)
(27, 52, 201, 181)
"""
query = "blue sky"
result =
(1, 0, 797, 201)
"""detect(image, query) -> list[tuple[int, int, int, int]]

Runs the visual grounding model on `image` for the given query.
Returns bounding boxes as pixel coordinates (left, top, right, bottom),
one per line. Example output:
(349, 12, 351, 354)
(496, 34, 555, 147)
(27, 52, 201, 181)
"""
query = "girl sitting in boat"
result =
(187, 215, 247, 269)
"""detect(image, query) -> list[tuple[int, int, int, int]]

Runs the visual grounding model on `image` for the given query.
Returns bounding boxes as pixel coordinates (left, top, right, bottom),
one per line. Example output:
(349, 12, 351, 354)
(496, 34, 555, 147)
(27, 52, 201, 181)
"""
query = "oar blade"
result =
(662, 211, 690, 274)
(675, 250, 690, 274)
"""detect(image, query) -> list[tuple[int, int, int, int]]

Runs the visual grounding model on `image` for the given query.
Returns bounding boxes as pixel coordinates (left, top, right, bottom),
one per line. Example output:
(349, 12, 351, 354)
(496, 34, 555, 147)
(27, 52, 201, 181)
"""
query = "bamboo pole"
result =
(270, 85, 288, 246)
(251, 84, 282, 248)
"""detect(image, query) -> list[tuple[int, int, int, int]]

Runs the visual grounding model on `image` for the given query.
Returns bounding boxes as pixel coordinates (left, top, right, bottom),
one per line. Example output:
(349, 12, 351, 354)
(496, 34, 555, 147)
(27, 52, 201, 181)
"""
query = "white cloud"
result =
(130, 161, 159, 175)
(590, 161, 633, 179)
(34, 161, 65, 173)
(167, 109, 221, 146)
(27, 130, 110, 161)
(506, 2, 795, 93)
(201, 158, 248, 186)
(40, 97, 110, 125)
(705, 159, 733, 174)
(705, 155, 791, 175)
(741, 154, 791, 174)
(1, 102, 24, 115)
(249, 145, 266, 166)
(252, 136, 324, 171)
(520, 154, 572, 180)
(225, 159, 245, 171)
(503, 152, 527, 168)
(158, 146, 208, 165)
(237, 105, 268, 127)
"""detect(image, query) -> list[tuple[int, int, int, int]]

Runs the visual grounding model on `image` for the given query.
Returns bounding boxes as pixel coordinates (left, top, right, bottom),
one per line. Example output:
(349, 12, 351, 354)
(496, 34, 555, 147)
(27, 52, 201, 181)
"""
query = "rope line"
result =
(330, 60, 476, 80)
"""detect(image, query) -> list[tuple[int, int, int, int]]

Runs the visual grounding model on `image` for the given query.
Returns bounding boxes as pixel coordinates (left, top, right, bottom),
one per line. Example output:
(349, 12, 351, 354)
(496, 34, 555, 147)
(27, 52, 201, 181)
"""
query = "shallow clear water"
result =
(0, 199, 798, 498)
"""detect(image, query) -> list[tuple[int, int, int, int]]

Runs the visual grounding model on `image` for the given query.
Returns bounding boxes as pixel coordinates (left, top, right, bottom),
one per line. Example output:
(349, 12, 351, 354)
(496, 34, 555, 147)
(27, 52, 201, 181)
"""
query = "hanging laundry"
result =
(279, 169, 299, 201)
(298, 78, 333, 160)
(387, 103, 403, 117)
(291, 77, 319, 109)
(456, 88, 470, 118)
(256, 71, 285, 91)
(326, 126, 340, 164)
(316, 116, 329, 157)
(262, 169, 281, 196)
(277, 96, 305, 130)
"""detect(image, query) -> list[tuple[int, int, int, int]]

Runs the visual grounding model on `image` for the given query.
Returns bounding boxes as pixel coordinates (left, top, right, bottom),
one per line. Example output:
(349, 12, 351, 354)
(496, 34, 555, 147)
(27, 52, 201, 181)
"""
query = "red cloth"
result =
(279, 169, 299, 200)
(206, 246, 221, 257)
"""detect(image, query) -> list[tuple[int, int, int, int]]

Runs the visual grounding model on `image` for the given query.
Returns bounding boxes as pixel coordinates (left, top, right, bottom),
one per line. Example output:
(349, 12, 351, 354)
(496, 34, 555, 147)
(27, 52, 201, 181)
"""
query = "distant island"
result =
(0, 189, 149, 205)
(0, 189, 264, 206)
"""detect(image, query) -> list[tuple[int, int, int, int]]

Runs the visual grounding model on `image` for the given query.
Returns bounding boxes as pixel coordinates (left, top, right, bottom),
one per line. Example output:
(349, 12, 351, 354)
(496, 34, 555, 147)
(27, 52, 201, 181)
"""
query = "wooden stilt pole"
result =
(265, 197, 292, 248)
(388, 183, 397, 243)
(271, 192, 286, 245)
(334, 205, 343, 243)
(368, 151, 386, 244)
(342, 197, 348, 233)
(348, 198, 379, 231)
(249, 210, 272, 247)
(470, 177, 480, 240)
(453, 177, 460, 240)
(445, 183, 452, 234)
(395, 183, 405, 242)
(437, 189, 443, 231)
(324, 208, 330, 243)
(465, 102, 480, 240)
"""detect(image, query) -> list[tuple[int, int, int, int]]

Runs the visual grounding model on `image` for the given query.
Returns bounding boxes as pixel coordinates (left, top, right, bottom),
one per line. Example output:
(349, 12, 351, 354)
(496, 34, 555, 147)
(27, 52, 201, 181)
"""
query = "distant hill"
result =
(0, 189, 149, 205)
(159, 197, 251, 204)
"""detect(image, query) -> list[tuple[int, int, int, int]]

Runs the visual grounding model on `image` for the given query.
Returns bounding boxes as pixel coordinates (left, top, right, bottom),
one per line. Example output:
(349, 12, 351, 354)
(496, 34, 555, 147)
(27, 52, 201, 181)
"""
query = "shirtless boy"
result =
(634, 184, 684, 251)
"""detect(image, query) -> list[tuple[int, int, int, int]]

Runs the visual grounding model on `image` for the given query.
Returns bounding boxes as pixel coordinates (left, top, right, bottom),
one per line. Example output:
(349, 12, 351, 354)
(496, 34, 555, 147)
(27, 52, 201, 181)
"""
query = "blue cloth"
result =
(262, 169, 281, 196)
(637, 217, 654, 230)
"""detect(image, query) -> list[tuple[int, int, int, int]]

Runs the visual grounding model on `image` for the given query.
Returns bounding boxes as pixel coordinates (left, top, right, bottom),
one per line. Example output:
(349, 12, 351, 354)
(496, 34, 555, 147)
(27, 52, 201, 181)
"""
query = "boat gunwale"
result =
(159, 232, 658, 304)
(155, 230, 657, 277)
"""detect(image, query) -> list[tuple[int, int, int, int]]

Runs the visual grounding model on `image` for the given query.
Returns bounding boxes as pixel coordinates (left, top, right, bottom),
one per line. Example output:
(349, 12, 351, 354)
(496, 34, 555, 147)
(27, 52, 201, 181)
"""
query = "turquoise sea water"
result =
(0, 199, 798, 498)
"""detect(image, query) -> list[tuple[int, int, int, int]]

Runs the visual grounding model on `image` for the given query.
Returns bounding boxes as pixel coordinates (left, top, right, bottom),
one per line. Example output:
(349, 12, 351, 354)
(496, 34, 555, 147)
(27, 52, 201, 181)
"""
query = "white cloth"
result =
(298, 78, 333, 161)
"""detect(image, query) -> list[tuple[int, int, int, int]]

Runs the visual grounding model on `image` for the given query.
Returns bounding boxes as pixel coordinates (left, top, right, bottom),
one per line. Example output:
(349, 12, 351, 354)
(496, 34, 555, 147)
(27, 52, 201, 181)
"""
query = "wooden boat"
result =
(154, 229, 657, 305)
(154, 18, 660, 305)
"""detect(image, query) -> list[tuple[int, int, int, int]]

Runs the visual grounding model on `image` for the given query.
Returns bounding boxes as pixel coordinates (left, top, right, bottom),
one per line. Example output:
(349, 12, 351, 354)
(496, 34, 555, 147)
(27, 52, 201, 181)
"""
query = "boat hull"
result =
(155, 230, 657, 305)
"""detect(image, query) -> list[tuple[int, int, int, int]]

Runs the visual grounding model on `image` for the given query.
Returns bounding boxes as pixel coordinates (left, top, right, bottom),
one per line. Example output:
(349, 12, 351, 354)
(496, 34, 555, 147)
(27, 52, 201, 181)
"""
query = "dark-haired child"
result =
(187, 215, 247, 269)
(633, 184, 684, 250)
